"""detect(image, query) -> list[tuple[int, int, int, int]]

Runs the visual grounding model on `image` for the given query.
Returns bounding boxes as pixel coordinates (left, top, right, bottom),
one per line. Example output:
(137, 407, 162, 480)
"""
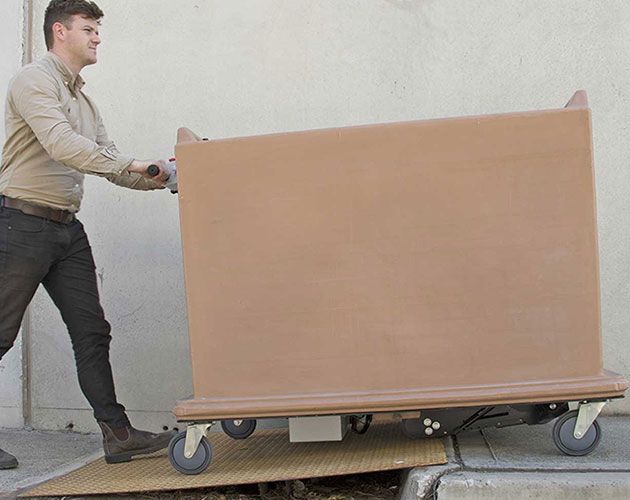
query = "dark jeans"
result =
(0, 205, 130, 428)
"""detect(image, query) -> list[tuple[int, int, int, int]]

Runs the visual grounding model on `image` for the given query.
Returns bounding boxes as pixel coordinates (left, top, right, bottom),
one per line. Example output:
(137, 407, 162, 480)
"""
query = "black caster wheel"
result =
(221, 419, 257, 439)
(350, 414, 372, 435)
(552, 410, 601, 456)
(168, 431, 212, 475)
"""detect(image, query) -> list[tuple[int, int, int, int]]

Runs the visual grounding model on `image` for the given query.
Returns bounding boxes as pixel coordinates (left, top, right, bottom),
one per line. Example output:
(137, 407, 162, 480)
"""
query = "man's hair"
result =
(44, 0, 104, 50)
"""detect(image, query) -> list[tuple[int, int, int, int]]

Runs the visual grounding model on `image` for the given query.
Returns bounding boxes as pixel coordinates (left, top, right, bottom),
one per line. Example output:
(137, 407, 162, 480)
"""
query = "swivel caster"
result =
(552, 410, 601, 456)
(168, 430, 212, 474)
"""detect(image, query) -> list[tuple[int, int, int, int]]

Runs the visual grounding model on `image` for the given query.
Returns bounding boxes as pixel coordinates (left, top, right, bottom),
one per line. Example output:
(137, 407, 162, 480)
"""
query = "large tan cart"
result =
(168, 91, 628, 474)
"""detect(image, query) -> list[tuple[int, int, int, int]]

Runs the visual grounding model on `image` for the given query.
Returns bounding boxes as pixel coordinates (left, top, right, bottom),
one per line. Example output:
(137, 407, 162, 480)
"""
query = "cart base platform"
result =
(174, 371, 628, 421)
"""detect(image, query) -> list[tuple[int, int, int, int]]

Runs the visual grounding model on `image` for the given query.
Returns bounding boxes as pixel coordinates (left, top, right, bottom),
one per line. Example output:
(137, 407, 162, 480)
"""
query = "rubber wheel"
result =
(350, 414, 372, 435)
(168, 431, 212, 475)
(221, 419, 257, 439)
(552, 410, 601, 456)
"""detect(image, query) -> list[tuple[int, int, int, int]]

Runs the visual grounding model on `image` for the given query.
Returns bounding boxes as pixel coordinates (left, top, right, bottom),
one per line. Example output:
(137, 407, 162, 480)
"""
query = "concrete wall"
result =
(1, 0, 629, 431)
(0, 0, 25, 429)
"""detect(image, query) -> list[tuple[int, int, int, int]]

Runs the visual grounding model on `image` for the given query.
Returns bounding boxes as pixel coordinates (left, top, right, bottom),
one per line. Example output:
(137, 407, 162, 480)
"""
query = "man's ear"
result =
(52, 21, 67, 44)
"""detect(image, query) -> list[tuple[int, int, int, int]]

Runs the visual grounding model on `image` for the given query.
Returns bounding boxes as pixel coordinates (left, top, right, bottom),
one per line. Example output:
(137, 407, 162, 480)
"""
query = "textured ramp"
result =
(21, 423, 446, 496)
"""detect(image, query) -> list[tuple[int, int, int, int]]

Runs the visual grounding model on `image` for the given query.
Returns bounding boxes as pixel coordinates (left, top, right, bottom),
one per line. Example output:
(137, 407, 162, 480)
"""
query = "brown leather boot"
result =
(0, 447, 18, 469)
(98, 422, 176, 464)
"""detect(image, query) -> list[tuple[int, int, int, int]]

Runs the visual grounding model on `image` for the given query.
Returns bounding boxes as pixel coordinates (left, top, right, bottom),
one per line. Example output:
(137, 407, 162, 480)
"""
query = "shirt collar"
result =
(45, 51, 86, 92)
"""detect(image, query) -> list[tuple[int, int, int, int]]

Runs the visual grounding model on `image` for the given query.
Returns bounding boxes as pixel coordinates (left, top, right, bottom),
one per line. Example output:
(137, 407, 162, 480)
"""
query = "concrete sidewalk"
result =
(1, 417, 629, 499)
(402, 415, 630, 499)
(0, 428, 101, 497)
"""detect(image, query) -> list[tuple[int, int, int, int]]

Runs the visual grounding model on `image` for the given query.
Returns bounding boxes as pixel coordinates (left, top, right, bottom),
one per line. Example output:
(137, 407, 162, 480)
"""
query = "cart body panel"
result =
(174, 93, 627, 422)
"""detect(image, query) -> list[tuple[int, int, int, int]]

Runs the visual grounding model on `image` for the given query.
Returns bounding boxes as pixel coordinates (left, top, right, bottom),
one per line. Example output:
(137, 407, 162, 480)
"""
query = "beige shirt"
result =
(0, 52, 161, 213)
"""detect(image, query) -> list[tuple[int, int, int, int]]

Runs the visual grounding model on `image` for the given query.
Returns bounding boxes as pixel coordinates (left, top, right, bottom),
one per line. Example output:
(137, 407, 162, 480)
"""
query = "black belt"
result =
(0, 196, 75, 224)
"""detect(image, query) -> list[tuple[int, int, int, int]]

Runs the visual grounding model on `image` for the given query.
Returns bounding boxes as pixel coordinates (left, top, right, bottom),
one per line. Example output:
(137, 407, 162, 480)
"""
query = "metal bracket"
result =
(574, 401, 606, 439)
(184, 422, 214, 458)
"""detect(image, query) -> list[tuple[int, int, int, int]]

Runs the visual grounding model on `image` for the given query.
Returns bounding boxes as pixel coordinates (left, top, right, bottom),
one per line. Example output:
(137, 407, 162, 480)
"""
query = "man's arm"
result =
(94, 112, 166, 190)
(12, 67, 132, 176)
(12, 67, 169, 184)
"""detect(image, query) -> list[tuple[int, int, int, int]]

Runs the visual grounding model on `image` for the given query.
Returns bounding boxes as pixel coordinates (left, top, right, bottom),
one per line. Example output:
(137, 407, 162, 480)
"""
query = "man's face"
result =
(59, 15, 101, 67)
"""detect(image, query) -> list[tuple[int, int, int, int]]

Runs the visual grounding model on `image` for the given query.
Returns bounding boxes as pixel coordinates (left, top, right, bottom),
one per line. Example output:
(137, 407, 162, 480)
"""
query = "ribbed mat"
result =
(21, 422, 446, 496)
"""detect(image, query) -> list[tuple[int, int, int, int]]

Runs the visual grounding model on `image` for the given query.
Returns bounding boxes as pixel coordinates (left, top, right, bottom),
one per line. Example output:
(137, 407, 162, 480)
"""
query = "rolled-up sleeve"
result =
(104, 169, 164, 191)
(94, 110, 164, 191)
(12, 68, 133, 176)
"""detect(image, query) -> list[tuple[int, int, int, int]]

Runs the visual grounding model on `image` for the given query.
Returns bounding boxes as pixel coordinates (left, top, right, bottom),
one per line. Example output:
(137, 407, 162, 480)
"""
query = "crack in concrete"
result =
(450, 435, 464, 465)
(97, 267, 104, 288)
(116, 302, 145, 322)
(479, 428, 498, 462)
(456, 466, 630, 474)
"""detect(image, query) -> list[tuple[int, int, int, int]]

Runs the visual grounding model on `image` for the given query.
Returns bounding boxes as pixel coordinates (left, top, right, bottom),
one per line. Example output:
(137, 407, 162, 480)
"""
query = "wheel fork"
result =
(574, 401, 607, 440)
(184, 422, 214, 458)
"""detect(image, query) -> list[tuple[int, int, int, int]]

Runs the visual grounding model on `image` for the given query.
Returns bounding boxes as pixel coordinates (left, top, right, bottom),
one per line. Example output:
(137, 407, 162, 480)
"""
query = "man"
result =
(0, 0, 175, 469)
